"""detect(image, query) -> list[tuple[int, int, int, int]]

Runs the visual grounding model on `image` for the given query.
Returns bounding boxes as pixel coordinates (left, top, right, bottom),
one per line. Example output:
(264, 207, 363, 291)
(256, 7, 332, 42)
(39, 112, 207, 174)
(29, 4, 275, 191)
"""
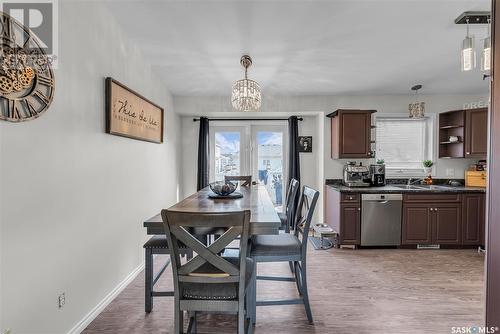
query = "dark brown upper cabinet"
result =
(327, 109, 376, 159)
(438, 108, 488, 159)
(465, 108, 488, 158)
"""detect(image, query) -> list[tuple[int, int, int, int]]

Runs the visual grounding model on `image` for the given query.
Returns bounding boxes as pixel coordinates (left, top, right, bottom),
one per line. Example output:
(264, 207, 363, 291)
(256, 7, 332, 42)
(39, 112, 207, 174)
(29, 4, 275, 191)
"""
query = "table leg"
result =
(249, 263, 257, 324)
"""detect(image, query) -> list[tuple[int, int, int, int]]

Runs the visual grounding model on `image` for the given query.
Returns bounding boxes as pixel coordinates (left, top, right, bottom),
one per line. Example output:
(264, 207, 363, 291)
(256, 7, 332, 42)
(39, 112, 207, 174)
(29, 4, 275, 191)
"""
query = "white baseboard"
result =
(67, 262, 144, 334)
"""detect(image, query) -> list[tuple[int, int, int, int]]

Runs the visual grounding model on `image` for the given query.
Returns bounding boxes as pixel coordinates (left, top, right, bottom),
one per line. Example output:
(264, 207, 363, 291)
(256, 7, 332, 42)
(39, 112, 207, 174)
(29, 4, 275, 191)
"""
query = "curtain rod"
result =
(192, 117, 303, 122)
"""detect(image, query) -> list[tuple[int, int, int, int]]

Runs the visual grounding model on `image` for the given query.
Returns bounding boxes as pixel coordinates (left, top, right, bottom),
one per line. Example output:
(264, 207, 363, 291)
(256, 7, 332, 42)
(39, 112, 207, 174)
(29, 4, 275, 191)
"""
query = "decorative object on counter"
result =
(448, 135, 460, 142)
(342, 162, 370, 187)
(408, 84, 425, 119)
(465, 170, 487, 188)
(376, 158, 385, 165)
(454, 11, 491, 72)
(475, 160, 487, 171)
(298, 136, 312, 152)
(422, 160, 434, 185)
(0, 11, 55, 122)
(231, 55, 261, 111)
(369, 164, 386, 187)
(105, 78, 164, 143)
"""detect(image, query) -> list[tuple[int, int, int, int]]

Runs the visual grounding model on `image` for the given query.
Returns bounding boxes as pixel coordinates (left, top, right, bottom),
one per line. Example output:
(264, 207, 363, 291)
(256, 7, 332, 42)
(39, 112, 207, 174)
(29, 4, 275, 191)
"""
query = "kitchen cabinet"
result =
(340, 204, 361, 244)
(402, 205, 433, 244)
(402, 194, 461, 245)
(326, 109, 376, 159)
(324, 187, 360, 245)
(438, 108, 488, 158)
(462, 193, 486, 245)
(465, 108, 488, 158)
(326, 188, 485, 247)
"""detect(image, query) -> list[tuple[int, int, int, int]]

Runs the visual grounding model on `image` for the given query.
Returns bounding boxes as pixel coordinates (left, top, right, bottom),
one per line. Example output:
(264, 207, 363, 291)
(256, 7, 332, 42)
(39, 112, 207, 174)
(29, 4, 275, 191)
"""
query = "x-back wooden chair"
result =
(250, 186, 319, 324)
(162, 209, 253, 334)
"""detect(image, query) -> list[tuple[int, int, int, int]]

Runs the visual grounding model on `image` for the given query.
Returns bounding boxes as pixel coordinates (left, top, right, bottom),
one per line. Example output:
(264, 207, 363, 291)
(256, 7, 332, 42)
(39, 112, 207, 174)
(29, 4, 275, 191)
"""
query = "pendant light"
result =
(481, 18, 491, 72)
(461, 18, 476, 72)
(231, 55, 262, 111)
(409, 84, 425, 119)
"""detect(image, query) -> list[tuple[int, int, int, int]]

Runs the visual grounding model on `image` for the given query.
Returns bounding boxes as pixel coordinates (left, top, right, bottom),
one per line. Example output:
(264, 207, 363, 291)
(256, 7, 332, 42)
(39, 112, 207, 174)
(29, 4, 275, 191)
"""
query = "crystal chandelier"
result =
(231, 55, 262, 111)
(409, 84, 425, 119)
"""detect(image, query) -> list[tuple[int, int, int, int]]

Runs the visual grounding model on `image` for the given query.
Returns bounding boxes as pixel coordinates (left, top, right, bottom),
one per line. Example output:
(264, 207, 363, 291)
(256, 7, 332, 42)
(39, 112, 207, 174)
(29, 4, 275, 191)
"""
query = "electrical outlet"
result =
(446, 168, 455, 177)
(58, 293, 66, 308)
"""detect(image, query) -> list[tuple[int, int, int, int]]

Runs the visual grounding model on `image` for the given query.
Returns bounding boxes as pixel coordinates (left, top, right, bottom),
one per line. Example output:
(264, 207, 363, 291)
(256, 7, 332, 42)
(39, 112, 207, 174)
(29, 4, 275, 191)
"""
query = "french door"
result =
(209, 123, 288, 207)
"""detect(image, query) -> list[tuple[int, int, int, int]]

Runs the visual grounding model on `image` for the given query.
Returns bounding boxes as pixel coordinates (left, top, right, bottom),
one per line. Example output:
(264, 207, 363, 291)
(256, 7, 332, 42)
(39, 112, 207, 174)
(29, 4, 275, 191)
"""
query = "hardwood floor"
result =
(83, 248, 484, 334)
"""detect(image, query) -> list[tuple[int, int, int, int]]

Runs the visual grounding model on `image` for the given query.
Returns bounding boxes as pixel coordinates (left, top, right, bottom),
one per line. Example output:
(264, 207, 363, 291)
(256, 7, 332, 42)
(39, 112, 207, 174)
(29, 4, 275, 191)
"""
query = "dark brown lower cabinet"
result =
(340, 204, 361, 244)
(326, 189, 485, 247)
(462, 193, 486, 245)
(402, 205, 433, 244)
(433, 204, 462, 244)
(324, 187, 360, 245)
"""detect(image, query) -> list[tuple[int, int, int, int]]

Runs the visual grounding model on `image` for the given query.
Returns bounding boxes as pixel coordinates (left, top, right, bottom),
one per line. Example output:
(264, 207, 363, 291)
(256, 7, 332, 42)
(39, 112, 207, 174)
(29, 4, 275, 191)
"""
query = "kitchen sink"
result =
(391, 184, 453, 191)
(391, 184, 423, 190)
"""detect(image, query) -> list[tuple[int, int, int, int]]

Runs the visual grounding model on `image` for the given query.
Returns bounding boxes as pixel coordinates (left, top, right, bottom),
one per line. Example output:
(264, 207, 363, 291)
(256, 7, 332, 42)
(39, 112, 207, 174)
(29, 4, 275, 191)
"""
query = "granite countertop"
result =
(326, 179, 486, 193)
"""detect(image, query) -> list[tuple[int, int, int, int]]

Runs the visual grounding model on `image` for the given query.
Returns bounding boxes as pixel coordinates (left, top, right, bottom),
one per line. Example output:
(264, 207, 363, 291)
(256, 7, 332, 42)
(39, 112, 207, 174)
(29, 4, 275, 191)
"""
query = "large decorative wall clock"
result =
(0, 11, 55, 122)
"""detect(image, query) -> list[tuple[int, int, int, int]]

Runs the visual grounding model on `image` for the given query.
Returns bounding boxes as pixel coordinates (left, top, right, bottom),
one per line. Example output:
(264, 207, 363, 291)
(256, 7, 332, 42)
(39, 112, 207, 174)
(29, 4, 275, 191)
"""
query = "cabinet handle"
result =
(430, 208, 433, 212)
(358, 208, 361, 211)
(435, 208, 438, 211)
(466, 152, 470, 155)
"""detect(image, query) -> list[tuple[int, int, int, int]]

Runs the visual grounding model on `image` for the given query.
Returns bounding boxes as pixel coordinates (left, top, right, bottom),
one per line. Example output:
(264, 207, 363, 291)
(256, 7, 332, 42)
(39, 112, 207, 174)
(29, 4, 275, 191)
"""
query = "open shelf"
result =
(439, 110, 465, 158)
(439, 125, 464, 130)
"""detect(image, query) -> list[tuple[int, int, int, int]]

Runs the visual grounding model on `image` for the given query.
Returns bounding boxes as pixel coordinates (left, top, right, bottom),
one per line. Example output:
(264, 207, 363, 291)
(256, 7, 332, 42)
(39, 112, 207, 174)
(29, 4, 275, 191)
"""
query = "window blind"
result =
(376, 117, 430, 171)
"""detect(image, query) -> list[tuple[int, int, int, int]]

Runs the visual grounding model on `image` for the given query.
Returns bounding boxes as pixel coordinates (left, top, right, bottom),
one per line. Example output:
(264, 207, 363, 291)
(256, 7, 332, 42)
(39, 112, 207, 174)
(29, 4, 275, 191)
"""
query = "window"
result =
(375, 116, 433, 176)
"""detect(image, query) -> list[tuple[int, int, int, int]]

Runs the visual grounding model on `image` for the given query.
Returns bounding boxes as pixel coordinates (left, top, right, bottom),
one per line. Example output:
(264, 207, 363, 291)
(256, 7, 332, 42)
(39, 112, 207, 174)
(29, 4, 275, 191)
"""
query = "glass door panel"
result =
(210, 126, 248, 182)
(252, 126, 287, 208)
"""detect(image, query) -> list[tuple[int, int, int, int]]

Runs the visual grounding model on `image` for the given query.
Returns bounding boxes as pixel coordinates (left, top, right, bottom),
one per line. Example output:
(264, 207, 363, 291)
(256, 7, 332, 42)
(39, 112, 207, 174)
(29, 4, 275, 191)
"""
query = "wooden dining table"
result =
(143, 184, 281, 236)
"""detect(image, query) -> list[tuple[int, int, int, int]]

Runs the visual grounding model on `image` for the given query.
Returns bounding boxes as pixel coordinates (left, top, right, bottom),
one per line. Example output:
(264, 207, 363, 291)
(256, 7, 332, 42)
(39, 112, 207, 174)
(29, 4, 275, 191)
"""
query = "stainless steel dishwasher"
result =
(361, 194, 402, 246)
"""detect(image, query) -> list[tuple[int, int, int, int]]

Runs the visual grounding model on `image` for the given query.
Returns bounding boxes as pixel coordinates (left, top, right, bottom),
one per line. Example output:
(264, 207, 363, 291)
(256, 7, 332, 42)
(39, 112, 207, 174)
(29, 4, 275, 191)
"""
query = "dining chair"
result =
(161, 209, 254, 334)
(279, 179, 300, 233)
(143, 236, 193, 313)
(250, 185, 319, 324)
(225, 175, 252, 186)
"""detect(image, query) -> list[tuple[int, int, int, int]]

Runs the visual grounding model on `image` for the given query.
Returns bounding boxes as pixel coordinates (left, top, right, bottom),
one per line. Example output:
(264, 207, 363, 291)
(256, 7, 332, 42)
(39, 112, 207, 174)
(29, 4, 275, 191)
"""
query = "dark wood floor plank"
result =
(83, 248, 484, 334)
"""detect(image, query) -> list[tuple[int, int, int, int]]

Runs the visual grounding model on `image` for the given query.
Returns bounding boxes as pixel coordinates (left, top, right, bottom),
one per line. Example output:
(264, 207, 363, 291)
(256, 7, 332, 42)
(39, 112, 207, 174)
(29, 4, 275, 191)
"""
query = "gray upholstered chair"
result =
(225, 175, 252, 186)
(279, 179, 300, 233)
(250, 186, 319, 324)
(161, 209, 253, 334)
(143, 236, 193, 313)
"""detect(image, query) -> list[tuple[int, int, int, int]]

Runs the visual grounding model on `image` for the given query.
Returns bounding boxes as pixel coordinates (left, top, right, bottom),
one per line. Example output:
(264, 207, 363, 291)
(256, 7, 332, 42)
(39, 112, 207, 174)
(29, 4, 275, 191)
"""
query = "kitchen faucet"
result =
(407, 177, 423, 186)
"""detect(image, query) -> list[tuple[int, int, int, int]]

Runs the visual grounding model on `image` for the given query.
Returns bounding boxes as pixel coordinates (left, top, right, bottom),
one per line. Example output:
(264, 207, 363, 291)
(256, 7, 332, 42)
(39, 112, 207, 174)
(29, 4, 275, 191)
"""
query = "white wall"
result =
(0, 2, 181, 333)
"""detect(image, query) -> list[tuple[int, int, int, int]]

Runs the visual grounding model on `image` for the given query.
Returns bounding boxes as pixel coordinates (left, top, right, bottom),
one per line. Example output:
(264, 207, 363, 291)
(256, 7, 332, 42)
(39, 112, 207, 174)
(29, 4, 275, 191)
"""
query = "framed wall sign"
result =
(298, 136, 312, 153)
(105, 77, 164, 143)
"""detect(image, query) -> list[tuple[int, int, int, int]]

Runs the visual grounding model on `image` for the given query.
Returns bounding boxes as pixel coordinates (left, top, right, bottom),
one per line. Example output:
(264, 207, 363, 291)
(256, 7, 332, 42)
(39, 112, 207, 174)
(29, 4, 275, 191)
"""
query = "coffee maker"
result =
(343, 162, 370, 187)
(369, 164, 386, 187)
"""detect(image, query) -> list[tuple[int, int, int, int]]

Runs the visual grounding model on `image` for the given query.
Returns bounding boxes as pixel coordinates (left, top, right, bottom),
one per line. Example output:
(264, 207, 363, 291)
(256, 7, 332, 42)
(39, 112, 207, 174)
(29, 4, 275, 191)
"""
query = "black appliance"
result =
(369, 164, 386, 186)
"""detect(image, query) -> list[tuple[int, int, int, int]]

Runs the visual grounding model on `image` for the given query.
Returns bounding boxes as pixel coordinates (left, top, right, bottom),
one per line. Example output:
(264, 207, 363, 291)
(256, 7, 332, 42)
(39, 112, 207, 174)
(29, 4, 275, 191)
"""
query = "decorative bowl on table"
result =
(209, 181, 237, 196)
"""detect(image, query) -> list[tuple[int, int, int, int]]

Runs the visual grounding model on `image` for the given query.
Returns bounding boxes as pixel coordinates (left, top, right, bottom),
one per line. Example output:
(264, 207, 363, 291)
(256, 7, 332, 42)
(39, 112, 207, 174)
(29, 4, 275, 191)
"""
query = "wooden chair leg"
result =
(238, 303, 245, 334)
(145, 248, 153, 313)
(300, 262, 313, 324)
(174, 299, 183, 334)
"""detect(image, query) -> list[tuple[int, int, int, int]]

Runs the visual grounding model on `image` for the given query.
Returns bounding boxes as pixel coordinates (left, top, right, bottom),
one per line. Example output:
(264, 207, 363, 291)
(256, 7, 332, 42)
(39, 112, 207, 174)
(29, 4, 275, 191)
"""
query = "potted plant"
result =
(376, 158, 385, 165)
(422, 160, 433, 175)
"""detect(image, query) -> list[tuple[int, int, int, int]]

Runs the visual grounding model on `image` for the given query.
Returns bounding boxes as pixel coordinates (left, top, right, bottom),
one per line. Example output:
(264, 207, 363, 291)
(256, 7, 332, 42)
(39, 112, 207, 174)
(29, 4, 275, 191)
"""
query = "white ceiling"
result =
(104, 0, 491, 96)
